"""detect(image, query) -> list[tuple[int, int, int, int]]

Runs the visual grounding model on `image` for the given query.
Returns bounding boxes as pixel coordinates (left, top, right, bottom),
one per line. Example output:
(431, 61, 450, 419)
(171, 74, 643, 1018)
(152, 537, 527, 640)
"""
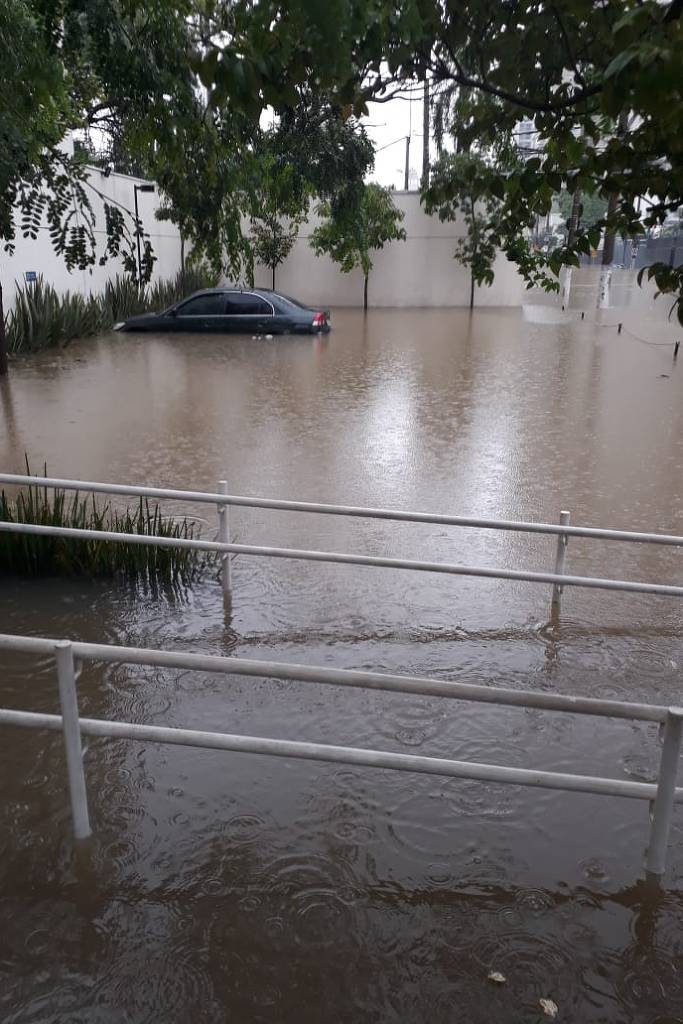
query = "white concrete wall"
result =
(251, 192, 527, 308)
(2, 173, 526, 309)
(1, 163, 183, 303)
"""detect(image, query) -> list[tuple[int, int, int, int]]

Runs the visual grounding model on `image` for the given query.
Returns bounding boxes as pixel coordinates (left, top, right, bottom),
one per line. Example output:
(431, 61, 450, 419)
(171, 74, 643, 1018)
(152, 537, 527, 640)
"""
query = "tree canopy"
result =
(199, 0, 683, 317)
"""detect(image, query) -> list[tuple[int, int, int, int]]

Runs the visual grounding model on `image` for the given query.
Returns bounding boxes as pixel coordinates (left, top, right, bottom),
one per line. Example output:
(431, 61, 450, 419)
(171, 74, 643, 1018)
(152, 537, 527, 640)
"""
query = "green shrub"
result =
(6, 278, 106, 353)
(0, 474, 204, 586)
(5, 264, 220, 356)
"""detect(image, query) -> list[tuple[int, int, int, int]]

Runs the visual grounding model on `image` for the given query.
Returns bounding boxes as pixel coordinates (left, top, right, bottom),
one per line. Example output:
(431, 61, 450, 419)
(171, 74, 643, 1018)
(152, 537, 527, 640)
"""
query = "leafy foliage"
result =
(311, 183, 406, 308)
(156, 95, 375, 284)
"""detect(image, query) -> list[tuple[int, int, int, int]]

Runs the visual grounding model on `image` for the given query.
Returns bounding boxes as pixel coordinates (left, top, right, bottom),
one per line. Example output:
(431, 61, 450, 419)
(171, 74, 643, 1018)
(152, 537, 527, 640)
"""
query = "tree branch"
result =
(551, 4, 586, 87)
(380, 46, 602, 114)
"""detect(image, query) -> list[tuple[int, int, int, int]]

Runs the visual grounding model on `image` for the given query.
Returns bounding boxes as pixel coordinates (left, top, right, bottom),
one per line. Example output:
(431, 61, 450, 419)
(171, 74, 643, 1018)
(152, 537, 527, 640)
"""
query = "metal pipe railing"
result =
(0, 707, 666, 802)
(0, 634, 682, 876)
(2, 473, 683, 547)
(0, 632, 669, 722)
(2, 520, 683, 599)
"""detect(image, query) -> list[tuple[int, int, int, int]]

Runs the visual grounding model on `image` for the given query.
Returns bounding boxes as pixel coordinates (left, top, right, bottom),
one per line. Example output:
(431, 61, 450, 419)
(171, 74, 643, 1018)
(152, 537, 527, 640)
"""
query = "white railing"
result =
(0, 632, 681, 877)
(2, 473, 683, 616)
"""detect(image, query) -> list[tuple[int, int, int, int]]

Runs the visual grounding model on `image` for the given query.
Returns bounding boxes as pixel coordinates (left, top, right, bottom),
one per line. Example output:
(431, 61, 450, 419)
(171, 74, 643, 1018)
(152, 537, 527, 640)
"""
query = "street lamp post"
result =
(133, 183, 155, 284)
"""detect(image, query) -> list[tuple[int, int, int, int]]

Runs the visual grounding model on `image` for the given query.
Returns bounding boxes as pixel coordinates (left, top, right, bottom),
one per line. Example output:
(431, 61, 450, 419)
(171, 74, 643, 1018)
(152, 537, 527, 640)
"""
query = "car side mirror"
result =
(168, 308, 177, 317)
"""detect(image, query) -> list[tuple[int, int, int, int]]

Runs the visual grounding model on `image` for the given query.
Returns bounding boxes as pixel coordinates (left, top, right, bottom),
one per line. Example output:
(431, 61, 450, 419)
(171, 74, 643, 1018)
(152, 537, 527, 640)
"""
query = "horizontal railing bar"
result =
(0, 707, 672, 802)
(2, 520, 683, 598)
(0, 633, 668, 723)
(1, 473, 682, 547)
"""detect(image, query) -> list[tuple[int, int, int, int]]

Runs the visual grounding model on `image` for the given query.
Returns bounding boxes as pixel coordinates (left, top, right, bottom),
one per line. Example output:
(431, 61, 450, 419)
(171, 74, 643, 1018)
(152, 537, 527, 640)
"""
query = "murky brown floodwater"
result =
(1, 269, 683, 1022)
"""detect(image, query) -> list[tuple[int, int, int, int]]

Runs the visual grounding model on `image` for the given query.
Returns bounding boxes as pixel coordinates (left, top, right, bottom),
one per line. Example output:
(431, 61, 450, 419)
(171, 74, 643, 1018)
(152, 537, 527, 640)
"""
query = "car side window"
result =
(225, 293, 273, 316)
(176, 294, 226, 316)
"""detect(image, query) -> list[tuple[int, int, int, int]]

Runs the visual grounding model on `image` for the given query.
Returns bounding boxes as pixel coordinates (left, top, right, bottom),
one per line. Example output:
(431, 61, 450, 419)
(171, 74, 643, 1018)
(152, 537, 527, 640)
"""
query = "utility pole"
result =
(421, 78, 430, 190)
(404, 135, 411, 191)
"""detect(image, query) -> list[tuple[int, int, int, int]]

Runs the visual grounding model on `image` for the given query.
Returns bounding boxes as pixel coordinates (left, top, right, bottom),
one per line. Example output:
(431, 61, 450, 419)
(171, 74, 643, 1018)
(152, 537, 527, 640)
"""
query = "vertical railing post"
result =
(645, 707, 683, 877)
(217, 479, 232, 595)
(55, 641, 91, 839)
(550, 510, 571, 617)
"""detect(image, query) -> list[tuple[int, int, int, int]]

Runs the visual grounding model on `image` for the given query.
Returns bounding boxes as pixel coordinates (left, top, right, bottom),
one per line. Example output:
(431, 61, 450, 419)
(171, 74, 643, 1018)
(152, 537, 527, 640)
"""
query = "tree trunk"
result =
(469, 269, 475, 310)
(272, 264, 275, 290)
(363, 273, 369, 311)
(180, 234, 186, 290)
(0, 281, 8, 377)
(567, 188, 582, 247)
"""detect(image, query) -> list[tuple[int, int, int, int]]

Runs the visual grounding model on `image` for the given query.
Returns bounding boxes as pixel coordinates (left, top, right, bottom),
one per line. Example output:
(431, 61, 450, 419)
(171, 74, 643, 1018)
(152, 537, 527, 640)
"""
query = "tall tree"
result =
(311, 183, 406, 310)
(424, 153, 514, 308)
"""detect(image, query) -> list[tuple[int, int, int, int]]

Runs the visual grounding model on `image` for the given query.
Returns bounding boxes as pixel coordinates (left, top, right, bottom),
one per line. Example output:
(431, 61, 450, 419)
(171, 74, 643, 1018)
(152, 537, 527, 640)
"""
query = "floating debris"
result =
(487, 971, 506, 984)
(540, 997, 558, 1018)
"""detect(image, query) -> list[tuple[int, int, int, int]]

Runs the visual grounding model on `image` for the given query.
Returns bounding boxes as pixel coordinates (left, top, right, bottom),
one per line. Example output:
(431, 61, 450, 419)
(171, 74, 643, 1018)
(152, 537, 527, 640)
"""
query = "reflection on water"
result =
(1, 272, 683, 1020)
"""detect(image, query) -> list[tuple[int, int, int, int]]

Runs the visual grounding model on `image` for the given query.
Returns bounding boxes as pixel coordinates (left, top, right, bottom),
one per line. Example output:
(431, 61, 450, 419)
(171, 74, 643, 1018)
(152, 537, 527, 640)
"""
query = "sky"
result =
(363, 90, 431, 191)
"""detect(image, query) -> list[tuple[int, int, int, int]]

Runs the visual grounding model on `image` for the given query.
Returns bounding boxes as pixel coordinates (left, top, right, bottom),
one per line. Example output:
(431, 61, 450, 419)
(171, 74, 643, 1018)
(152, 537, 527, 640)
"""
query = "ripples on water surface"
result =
(1, 279, 683, 1020)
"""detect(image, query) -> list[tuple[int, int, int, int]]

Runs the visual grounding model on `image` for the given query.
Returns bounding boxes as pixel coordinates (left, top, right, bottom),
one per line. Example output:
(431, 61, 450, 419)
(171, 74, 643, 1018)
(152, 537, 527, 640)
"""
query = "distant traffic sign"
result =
(24, 271, 37, 283)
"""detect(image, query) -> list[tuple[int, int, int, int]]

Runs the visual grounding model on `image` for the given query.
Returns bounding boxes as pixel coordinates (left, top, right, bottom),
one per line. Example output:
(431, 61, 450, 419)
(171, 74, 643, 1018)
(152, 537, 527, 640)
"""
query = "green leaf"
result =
(604, 49, 637, 80)
(490, 176, 505, 200)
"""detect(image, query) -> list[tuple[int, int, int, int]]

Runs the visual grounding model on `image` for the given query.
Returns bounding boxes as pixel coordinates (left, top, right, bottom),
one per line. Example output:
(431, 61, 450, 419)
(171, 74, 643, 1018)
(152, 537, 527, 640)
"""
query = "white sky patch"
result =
(363, 92, 429, 191)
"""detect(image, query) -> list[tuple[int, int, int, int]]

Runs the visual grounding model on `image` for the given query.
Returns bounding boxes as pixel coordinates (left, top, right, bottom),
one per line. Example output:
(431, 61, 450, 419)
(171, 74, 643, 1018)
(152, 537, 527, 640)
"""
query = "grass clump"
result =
(5, 264, 220, 355)
(0, 476, 203, 586)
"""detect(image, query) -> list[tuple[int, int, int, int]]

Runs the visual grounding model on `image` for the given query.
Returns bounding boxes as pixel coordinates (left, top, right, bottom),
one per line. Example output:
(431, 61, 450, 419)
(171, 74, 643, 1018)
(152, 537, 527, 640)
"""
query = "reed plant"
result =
(0, 472, 203, 586)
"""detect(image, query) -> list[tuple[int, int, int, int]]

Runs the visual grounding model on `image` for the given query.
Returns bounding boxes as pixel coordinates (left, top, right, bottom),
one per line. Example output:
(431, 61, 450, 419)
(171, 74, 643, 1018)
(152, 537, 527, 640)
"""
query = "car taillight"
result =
(313, 312, 326, 326)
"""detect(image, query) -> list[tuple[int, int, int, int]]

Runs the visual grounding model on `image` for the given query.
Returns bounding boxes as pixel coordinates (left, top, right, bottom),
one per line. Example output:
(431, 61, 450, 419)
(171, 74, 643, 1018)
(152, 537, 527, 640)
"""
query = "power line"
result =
(376, 136, 408, 153)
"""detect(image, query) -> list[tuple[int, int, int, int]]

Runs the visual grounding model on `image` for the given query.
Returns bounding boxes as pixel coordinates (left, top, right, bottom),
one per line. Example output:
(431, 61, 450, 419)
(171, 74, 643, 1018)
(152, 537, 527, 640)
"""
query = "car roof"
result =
(182, 287, 276, 298)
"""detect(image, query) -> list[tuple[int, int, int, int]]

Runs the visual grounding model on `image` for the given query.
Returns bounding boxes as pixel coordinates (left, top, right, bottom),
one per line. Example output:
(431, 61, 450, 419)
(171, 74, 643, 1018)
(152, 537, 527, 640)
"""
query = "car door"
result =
(224, 292, 276, 333)
(171, 292, 229, 332)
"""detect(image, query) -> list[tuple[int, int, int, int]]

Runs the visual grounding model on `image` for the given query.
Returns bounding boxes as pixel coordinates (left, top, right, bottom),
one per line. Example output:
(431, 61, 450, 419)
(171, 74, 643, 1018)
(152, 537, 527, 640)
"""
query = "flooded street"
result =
(1, 272, 683, 1021)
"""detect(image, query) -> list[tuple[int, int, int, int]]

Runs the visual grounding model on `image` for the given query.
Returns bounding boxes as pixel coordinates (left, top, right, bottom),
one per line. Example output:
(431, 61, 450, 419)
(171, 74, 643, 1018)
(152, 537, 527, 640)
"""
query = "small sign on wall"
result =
(24, 271, 37, 283)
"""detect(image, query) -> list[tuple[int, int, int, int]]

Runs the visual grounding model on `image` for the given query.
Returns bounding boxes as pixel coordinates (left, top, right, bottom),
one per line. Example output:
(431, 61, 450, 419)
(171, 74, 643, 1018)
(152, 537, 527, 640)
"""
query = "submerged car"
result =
(114, 288, 330, 335)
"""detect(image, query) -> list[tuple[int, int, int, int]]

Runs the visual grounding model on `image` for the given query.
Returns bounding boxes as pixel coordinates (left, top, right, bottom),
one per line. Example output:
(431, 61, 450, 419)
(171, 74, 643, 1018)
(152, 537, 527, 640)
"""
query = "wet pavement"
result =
(1, 269, 683, 1021)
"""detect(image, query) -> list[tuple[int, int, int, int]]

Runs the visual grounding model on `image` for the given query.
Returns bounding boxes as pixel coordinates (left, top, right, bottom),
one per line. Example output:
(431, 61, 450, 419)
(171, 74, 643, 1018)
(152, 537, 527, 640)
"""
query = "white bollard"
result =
(645, 707, 683, 876)
(550, 510, 571, 617)
(560, 266, 572, 309)
(598, 267, 612, 309)
(55, 641, 91, 839)
(217, 479, 232, 595)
